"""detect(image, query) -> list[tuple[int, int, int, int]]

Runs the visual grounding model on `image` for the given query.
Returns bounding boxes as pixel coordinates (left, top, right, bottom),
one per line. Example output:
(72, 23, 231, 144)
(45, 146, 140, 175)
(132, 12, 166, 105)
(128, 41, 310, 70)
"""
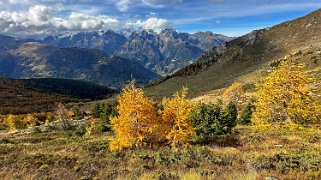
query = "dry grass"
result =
(0, 125, 320, 179)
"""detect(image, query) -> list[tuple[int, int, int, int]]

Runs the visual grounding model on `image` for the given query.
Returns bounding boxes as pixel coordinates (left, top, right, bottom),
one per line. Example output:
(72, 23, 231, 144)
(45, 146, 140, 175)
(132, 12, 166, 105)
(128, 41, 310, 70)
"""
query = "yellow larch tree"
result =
(161, 87, 194, 147)
(109, 81, 162, 151)
(252, 61, 321, 126)
(222, 82, 244, 104)
(222, 82, 245, 109)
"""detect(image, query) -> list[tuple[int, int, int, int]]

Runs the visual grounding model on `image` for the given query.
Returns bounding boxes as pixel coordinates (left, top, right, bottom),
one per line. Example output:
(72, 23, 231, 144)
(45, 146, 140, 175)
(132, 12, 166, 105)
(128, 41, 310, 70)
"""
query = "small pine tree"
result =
(72, 105, 84, 120)
(238, 102, 255, 125)
(161, 88, 194, 147)
(190, 100, 238, 141)
(92, 103, 102, 118)
(221, 101, 238, 134)
(190, 101, 223, 140)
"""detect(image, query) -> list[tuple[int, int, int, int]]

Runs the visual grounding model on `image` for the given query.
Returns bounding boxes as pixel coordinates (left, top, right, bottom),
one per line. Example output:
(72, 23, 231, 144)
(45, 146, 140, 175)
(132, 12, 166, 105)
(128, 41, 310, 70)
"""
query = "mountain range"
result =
(0, 29, 231, 89)
(42, 29, 232, 75)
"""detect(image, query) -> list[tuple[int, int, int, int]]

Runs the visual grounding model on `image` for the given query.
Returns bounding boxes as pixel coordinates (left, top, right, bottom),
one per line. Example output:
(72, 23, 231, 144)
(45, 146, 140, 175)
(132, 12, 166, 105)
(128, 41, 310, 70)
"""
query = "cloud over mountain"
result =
(0, 5, 171, 37)
(0, 0, 320, 37)
(126, 18, 170, 31)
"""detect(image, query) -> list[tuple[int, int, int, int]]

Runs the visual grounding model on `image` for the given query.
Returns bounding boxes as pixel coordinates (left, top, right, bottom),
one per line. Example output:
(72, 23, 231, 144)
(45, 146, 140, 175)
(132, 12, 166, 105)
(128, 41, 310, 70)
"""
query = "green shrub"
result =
(72, 105, 85, 120)
(221, 101, 238, 133)
(72, 124, 86, 136)
(92, 103, 115, 118)
(32, 127, 42, 134)
(90, 102, 115, 133)
(190, 100, 237, 141)
(238, 102, 255, 125)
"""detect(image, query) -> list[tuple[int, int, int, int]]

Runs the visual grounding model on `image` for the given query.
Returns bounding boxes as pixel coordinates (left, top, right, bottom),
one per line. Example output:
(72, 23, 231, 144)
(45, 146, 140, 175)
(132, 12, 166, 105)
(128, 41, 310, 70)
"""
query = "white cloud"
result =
(0, 5, 120, 36)
(114, 0, 183, 12)
(0, 5, 171, 37)
(214, 20, 221, 25)
(141, 0, 183, 7)
(59, 13, 120, 31)
(8, 0, 32, 4)
(126, 17, 171, 31)
(116, 0, 131, 12)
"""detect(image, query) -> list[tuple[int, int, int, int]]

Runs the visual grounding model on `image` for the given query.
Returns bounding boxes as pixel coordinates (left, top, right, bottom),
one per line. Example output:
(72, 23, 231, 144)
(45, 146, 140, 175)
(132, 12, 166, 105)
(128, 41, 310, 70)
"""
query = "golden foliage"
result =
(2, 112, 54, 130)
(222, 82, 245, 110)
(222, 82, 244, 103)
(5, 115, 27, 130)
(252, 61, 321, 126)
(110, 82, 195, 151)
(110, 81, 162, 151)
(162, 87, 194, 147)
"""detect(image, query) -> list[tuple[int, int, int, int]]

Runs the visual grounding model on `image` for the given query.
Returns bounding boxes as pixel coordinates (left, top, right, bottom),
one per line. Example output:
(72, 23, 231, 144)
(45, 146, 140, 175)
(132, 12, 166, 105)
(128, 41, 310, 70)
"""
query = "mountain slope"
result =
(146, 9, 321, 99)
(0, 39, 159, 89)
(0, 77, 116, 114)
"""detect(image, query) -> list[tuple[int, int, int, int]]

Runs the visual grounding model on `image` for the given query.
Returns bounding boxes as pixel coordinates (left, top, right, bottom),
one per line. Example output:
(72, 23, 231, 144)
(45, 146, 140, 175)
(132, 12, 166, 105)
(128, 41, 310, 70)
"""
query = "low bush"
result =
(190, 100, 237, 141)
(5, 115, 27, 130)
(238, 102, 255, 125)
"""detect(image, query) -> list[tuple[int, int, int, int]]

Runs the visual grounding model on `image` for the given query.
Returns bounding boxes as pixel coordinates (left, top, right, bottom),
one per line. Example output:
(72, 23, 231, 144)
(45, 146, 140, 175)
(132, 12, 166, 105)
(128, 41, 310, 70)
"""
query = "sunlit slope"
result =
(146, 9, 321, 99)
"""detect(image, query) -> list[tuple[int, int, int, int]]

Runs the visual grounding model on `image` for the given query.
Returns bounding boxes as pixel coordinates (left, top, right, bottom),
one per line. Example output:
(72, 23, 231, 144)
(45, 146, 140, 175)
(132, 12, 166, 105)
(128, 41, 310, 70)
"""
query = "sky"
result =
(0, 0, 321, 38)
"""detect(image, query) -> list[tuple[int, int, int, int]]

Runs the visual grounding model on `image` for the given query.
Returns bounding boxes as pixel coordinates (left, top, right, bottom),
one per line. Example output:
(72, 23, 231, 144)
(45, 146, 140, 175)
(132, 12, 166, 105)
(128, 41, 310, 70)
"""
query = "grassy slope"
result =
(145, 9, 321, 100)
(0, 126, 320, 179)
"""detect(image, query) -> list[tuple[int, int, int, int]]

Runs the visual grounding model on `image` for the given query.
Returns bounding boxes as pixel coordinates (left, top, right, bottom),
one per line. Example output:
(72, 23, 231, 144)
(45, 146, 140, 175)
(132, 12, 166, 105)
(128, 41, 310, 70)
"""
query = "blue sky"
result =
(0, 0, 320, 38)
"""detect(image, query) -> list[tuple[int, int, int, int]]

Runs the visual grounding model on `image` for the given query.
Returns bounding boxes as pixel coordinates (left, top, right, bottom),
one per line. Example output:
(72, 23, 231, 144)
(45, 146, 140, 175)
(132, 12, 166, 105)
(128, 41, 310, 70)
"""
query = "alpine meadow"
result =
(0, 1, 321, 180)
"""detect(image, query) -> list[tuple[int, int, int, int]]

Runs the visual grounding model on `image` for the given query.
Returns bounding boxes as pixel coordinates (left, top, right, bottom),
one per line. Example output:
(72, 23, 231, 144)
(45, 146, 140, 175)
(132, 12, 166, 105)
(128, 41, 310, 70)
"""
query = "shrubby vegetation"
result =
(106, 61, 321, 151)
(71, 105, 86, 120)
(190, 100, 237, 141)
(237, 101, 255, 125)
(110, 82, 238, 151)
(0, 58, 320, 179)
(88, 102, 116, 134)
(0, 112, 54, 130)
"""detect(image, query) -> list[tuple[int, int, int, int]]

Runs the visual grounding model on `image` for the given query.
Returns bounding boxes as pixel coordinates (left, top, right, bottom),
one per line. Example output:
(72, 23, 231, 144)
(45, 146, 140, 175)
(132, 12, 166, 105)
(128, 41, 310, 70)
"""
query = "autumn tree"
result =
(56, 103, 72, 130)
(161, 88, 194, 147)
(23, 114, 37, 127)
(252, 61, 321, 126)
(109, 81, 162, 151)
(5, 115, 27, 130)
(222, 82, 245, 110)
